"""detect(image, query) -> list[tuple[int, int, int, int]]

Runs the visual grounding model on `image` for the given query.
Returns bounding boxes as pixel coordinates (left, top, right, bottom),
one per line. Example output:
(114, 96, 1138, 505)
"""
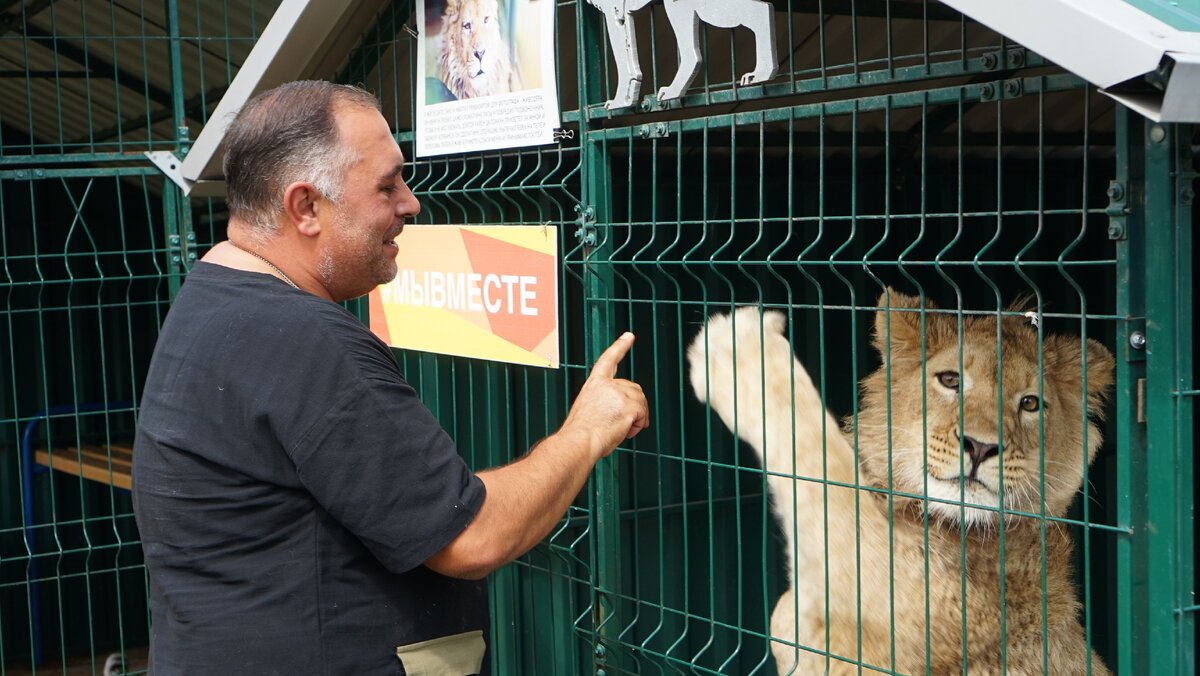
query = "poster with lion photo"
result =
(416, 0, 560, 157)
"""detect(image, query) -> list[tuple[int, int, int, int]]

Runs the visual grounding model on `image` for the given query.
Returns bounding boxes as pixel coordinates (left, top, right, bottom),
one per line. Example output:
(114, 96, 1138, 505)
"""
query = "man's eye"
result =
(381, 185, 396, 194)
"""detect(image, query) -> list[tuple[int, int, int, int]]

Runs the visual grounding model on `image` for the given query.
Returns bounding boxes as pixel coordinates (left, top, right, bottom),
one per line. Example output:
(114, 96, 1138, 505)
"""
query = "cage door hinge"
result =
(574, 204, 597, 246)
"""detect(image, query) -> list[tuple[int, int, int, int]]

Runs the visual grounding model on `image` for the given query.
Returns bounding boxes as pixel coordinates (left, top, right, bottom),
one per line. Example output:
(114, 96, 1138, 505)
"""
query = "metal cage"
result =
(0, 0, 1194, 674)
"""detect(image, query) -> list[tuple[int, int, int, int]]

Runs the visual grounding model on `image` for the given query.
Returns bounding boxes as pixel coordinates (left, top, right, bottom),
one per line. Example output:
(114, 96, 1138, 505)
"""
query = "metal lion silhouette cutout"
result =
(585, 0, 778, 109)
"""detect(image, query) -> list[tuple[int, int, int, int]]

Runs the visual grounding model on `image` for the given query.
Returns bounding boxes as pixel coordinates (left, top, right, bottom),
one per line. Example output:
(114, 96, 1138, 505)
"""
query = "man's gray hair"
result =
(222, 81, 381, 237)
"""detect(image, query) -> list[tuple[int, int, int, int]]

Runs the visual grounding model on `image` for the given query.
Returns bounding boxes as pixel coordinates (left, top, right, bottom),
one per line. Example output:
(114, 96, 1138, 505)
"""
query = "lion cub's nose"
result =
(474, 48, 486, 60)
(962, 434, 1000, 468)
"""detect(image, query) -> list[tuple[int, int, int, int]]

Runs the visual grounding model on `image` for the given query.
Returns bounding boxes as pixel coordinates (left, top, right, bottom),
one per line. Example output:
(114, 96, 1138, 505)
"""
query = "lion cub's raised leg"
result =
(688, 307, 860, 562)
(689, 307, 890, 674)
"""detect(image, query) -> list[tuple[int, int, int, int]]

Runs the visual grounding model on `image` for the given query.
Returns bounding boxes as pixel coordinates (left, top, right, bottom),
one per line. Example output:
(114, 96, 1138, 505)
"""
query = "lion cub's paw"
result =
(687, 306, 791, 408)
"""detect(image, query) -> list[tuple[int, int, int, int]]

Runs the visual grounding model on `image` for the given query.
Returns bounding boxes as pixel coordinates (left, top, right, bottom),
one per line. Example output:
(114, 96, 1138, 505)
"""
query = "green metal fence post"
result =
(1169, 126, 1195, 675)
(1137, 118, 1194, 675)
(578, 2, 622, 671)
(163, 0, 194, 294)
(484, 361, 522, 676)
(1113, 107, 1147, 676)
(1143, 119, 1177, 675)
(583, 138, 622, 675)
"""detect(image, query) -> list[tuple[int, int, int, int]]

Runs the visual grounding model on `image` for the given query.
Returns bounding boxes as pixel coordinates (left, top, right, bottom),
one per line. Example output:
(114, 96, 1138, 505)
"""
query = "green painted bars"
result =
(1, 1, 1195, 674)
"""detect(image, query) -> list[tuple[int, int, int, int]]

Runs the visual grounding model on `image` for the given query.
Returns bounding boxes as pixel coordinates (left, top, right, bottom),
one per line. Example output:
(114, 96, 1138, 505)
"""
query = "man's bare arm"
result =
(425, 333, 649, 579)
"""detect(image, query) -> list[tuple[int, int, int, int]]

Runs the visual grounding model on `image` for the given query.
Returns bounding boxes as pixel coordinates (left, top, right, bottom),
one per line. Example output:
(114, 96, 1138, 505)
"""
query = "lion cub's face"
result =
(443, 0, 504, 80)
(858, 292, 1114, 529)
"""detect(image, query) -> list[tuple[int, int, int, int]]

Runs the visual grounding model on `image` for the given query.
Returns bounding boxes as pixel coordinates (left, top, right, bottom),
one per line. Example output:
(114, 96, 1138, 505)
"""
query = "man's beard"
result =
(319, 211, 398, 299)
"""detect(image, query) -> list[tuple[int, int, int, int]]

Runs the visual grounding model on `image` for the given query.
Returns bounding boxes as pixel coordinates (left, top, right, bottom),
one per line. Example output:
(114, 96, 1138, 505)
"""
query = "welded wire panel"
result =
(0, 0, 1174, 674)
(368, 1, 1152, 673)
(579, 77, 1121, 673)
(0, 169, 171, 673)
(0, 2, 283, 671)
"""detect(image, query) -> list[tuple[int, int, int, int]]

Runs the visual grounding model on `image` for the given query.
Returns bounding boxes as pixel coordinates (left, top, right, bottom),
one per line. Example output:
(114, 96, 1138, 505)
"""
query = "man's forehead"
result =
(335, 106, 405, 170)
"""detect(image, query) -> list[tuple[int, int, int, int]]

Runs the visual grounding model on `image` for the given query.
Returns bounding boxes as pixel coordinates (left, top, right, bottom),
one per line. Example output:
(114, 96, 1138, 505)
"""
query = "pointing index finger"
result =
(590, 332, 635, 379)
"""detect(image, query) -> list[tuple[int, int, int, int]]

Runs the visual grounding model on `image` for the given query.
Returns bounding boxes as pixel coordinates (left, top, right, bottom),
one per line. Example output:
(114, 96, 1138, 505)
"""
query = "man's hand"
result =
(426, 332, 650, 579)
(560, 332, 650, 459)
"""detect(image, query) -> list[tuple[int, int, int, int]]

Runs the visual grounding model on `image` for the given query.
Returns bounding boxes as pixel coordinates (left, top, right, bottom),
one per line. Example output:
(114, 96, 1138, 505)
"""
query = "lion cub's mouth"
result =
(928, 474, 1000, 500)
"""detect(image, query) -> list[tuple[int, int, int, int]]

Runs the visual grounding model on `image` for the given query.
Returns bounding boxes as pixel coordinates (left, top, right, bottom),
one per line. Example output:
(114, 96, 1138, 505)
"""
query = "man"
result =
(132, 81, 649, 675)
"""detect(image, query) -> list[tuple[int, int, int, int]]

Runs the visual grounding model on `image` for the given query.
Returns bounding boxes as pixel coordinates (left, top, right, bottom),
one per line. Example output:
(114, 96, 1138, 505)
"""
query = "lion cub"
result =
(688, 290, 1113, 675)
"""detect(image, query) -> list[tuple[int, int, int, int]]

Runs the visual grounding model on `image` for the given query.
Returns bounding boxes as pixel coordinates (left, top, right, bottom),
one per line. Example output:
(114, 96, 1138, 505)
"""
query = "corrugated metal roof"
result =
(0, 0, 281, 158)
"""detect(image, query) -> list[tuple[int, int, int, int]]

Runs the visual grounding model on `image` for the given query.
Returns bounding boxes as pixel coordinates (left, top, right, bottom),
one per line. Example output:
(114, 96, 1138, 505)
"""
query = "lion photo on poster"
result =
(417, 0, 561, 157)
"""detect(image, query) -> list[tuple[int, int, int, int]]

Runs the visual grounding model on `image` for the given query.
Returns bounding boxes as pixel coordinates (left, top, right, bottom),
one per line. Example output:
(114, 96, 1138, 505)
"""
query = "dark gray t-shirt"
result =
(133, 262, 488, 675)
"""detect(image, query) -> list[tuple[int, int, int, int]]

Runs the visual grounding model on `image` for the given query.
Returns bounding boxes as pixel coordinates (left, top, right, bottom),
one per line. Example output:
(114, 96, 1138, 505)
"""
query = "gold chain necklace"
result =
(228, 241, 300, 290)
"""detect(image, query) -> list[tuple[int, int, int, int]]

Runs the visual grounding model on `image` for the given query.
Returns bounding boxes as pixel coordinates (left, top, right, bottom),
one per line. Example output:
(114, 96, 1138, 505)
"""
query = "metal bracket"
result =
(979, 79, 1023, 102)
(981, 48, 1026, 71)
(145, 151, 194, 193)
(574, 204, 597, 247)
(636, 123, 670, 140)
(8, 169, 46, 180)
(166, 230, 197, 266)
(638, 97, 666, 113)
(1006, 48, 1027, 69)
(1106, 180, 1129, 240)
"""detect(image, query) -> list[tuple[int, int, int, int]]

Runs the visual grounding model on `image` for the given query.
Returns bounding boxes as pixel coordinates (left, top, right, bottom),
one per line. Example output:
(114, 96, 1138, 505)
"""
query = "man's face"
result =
(317, 105, 419, 301)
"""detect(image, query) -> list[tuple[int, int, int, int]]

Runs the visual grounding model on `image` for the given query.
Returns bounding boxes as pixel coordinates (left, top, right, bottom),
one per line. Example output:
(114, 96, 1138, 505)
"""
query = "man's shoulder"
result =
(178, 264, 359, 327)
(168, 264, 396, 371)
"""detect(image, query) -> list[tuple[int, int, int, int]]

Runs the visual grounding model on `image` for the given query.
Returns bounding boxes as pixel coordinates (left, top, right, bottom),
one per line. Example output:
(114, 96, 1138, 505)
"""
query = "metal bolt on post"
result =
(1130, 331, 1147, 350)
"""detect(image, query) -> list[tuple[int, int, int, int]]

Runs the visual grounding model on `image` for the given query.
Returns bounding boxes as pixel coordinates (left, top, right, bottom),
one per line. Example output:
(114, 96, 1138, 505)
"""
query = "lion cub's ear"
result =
(1046, 335, 1116, 420)
(871, 288, 951, 363)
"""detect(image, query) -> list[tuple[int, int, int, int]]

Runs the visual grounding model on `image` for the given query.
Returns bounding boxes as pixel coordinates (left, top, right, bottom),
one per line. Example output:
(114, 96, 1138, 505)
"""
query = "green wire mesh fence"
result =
(0, 1, 276, 673)
(1, 0, 1195, 674)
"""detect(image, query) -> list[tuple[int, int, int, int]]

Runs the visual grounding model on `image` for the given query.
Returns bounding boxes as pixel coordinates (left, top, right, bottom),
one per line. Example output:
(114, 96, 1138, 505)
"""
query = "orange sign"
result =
(369, 225, 560, 368)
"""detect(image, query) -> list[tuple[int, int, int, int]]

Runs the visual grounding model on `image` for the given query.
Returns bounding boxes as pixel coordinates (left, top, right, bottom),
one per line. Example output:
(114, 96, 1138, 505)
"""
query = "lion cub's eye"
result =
(462, 20, 472, 31)
(936, 371, 960, 390)
(484, 15, 490, 23)
(1020, 395, 1041, 412)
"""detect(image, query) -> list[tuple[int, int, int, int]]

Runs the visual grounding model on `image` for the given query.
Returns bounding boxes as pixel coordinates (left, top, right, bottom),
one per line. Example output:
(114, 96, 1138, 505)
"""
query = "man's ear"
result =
(282, 181, 323, 237)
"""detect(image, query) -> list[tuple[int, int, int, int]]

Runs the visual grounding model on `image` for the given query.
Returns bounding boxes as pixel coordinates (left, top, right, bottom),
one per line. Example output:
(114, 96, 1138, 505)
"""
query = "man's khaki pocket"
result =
(396, 629, 486, 676)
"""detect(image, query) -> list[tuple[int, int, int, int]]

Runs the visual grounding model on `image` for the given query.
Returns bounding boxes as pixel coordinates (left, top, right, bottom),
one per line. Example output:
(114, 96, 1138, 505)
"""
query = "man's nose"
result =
(395, 182, 421, 218)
